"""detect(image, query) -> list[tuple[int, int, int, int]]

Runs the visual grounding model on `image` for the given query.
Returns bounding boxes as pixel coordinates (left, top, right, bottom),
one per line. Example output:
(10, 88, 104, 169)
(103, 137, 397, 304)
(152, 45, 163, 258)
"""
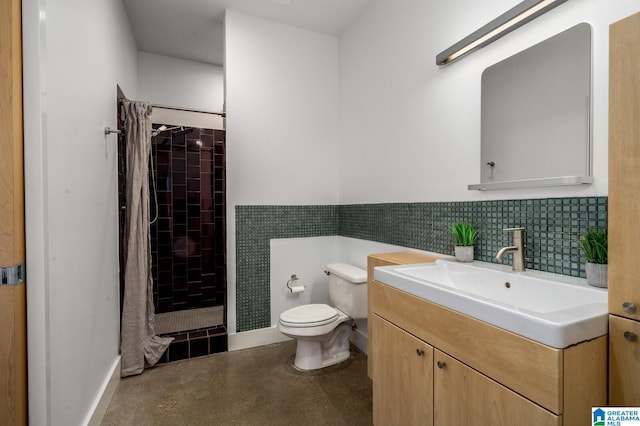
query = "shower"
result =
(149, 123, 228, 361)
(117, 104, 228, 364)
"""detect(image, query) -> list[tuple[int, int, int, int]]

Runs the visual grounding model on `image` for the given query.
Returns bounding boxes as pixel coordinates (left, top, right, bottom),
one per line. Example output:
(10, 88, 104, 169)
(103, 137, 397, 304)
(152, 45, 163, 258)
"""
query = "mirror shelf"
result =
(468, 175, 593, 191)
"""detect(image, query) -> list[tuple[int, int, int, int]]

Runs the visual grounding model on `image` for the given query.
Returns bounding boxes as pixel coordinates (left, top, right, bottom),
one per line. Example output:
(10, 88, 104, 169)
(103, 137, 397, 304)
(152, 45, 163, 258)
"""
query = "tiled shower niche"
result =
(150, 125, 227, 314)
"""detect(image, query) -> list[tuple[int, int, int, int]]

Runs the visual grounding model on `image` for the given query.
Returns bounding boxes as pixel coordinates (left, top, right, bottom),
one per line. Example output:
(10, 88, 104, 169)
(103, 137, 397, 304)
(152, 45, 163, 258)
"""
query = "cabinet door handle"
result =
(623, 302, 637, 314)
(437, 361, 446, 369)
(416, 349, 425, 356)
(624, 331, 638, 342)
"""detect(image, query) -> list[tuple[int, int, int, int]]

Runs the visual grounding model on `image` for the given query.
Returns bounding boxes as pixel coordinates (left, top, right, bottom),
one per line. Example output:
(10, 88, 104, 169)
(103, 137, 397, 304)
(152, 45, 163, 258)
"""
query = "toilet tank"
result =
(326, 263, 368, 319)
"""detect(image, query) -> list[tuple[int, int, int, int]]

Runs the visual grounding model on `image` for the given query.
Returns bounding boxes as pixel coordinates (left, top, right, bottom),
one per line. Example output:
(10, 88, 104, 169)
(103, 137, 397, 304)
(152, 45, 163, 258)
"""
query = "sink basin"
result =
(374, 259, 608, 348)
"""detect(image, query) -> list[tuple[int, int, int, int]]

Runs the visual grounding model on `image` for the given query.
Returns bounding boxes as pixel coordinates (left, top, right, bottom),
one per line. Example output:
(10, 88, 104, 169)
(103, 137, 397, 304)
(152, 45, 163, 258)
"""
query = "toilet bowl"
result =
(278, 304, 353, 370)
(277, 263, 367, 371)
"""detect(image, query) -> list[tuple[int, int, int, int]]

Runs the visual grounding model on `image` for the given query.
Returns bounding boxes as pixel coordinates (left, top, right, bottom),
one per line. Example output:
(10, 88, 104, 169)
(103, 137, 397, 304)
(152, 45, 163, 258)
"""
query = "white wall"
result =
(138, 51, 224, 113)
(339, 0, 640, 204)
(270, 237, 339, 326)
(22, 0, 138, 424)
(225, 10, 341, 334)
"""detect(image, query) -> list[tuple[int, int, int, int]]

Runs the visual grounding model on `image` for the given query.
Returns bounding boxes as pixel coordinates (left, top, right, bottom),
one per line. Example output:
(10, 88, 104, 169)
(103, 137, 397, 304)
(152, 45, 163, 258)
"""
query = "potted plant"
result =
(449, 222, 478, 262)
(577, 229, 608, 288)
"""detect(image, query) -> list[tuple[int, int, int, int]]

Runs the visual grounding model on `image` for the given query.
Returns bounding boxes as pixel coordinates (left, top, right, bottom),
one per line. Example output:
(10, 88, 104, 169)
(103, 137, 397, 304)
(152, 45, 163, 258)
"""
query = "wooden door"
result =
(372, 315, 433, 426)
(433, 350, 559, 426)
(610, 315, 640, 405)
(0, 0, 27, 423)
(609, 11, 640, 321)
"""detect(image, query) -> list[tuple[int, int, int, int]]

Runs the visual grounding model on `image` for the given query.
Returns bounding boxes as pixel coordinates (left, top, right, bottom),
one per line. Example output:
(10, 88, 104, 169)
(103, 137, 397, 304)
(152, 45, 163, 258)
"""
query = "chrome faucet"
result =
(496, 227, 525, 272)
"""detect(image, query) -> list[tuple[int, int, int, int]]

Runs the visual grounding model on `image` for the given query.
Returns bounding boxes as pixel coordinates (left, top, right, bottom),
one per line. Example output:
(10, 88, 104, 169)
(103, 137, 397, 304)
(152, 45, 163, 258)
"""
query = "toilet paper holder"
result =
(286, 274, 305, 293)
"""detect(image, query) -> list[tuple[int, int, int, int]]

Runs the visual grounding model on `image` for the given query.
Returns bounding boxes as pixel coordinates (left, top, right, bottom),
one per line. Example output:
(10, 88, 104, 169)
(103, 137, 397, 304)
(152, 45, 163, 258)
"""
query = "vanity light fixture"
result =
(436, 0, 568, 66)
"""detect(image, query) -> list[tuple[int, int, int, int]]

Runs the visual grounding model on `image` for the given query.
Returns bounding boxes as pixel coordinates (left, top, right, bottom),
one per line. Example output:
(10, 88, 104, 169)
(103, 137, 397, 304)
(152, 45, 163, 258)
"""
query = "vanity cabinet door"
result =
(610, 315, 640, 405)
(367, 252, 440, 378)
(433, 350, 560, 426)
(609, 11, 640, 323)
(372, 315, 433, 426)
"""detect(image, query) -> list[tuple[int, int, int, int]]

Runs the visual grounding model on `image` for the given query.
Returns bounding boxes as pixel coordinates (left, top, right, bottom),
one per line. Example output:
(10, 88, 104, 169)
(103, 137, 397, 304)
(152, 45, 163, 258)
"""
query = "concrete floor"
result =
(102, 340, 373, 425)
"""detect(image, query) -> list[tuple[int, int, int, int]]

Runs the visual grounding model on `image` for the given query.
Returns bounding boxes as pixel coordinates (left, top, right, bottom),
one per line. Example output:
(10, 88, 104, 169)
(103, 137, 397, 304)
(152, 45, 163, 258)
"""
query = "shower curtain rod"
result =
(105, 100, 226, 136)
(151, 103, 226, 117)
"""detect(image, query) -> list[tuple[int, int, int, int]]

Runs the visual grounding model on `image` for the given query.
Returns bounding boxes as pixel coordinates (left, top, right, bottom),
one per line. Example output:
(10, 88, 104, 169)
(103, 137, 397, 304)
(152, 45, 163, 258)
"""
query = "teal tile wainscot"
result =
(235, 205, 339, 331)
(236, 197, 607, 332)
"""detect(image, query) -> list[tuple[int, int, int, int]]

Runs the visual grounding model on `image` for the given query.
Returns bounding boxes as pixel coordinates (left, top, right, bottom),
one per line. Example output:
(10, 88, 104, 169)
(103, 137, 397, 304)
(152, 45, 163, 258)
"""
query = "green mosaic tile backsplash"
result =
(236, 197, 607, 332)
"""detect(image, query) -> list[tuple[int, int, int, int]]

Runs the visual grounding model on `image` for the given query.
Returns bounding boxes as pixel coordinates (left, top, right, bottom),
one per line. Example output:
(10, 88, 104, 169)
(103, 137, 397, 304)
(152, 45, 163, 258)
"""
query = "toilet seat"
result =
(279, 304, 339, 328)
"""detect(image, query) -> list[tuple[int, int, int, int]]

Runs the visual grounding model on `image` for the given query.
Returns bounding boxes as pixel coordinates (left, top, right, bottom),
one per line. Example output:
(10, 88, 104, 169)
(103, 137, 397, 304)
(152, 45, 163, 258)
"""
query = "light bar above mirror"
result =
(436, 0, 569, 66)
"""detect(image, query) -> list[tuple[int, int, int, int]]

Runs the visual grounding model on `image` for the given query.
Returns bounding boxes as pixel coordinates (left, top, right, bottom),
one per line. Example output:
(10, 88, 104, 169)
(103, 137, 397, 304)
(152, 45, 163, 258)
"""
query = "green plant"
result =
(449, 222, 479, 247)
(577, 229, 608, 264)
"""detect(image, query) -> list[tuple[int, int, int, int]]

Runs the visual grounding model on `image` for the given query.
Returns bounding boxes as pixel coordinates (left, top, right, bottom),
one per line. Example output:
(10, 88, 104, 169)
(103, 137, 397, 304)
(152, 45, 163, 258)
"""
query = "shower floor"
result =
(155, 306, 224, 335)
(155, 306, 227, 363)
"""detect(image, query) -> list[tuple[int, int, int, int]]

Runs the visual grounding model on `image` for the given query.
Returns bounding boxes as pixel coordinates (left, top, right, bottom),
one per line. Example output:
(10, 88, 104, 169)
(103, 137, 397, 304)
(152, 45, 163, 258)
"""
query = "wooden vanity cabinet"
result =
(367, 251, 441, 378)
(369, 255, 607, 426)
(372, 312, 559, 426)
(609, 11, 640, 405)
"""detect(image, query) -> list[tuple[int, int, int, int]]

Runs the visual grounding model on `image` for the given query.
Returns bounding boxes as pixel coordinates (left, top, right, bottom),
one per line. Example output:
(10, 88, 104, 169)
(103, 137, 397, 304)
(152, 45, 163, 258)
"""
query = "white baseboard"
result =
(228, 326, 292, 351)
(228, 325, 369, 356)
(84, 356, 121, 426)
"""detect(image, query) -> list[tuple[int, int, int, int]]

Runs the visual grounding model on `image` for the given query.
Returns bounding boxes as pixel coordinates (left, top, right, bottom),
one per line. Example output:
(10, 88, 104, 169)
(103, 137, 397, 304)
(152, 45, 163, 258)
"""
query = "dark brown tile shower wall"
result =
(150, 126, 227, 313)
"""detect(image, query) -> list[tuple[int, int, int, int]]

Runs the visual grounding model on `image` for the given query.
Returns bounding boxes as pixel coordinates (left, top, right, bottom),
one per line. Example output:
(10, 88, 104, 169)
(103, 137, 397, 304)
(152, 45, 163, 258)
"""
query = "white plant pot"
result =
(585, 262, 608, 288)
(454, 246, 474, 263)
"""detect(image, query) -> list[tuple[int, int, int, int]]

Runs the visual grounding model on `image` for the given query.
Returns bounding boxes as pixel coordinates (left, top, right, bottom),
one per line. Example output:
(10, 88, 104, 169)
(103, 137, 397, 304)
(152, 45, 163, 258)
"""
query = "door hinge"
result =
(1, 263, 25, 286)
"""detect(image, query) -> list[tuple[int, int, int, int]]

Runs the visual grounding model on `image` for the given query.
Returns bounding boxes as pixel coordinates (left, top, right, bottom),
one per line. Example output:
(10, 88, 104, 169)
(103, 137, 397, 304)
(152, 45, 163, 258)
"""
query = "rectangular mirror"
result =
(469, 23, 592, 191)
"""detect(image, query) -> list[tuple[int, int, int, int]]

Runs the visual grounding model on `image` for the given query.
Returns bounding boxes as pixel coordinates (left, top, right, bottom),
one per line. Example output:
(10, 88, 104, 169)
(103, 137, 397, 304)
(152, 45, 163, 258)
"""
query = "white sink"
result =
(374, 259, 608, 348)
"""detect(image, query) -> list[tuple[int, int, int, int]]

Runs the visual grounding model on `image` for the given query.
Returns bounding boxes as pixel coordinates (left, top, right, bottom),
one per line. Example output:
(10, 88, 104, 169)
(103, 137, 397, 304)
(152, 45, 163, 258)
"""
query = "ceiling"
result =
(122, 0, 372, 66)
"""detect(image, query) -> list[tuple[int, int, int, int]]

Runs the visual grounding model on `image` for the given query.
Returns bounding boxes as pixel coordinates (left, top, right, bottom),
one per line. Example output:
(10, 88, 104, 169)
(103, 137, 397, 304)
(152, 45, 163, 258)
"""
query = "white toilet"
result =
(277, 263, 368, 371)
